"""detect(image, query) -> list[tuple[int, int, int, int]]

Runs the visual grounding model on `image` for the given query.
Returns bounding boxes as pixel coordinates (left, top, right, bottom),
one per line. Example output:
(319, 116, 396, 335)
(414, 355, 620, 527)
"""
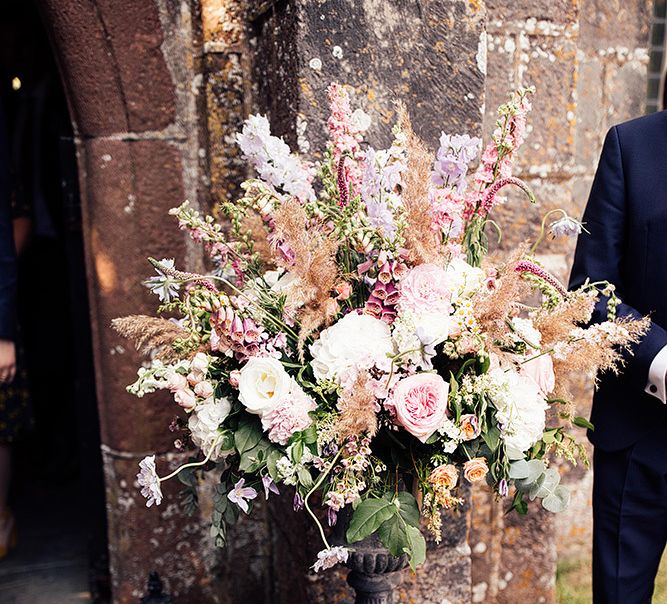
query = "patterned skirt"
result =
(0, 339, 32, 444)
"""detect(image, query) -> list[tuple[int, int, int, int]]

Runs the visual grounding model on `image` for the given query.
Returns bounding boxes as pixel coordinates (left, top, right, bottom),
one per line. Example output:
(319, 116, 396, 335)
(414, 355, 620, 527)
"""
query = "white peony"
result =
(238, 357, 292, 416)
(188, 397, 232, 461)
(310, 312, 395, 383)
(488, 367, 548, 453)
(445, 257, 484, 300)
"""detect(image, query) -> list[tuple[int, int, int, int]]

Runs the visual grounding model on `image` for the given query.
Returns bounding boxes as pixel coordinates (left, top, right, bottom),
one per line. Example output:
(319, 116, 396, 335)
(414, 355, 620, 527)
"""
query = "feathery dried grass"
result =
(272, 197, 340, 354)
(533, 289, 596, 347)
(335, 374, 378, 442)
(474, 246, 532, 349)
(552, 316, 650, 381)
(112, 315, 188, 362)
(397, 103, 442, 264)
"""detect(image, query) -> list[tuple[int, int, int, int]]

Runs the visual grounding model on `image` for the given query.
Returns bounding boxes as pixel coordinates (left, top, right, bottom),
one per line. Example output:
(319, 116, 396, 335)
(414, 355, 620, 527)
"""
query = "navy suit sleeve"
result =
(0, 98, 16, 342)
(569, 126, 667, 392)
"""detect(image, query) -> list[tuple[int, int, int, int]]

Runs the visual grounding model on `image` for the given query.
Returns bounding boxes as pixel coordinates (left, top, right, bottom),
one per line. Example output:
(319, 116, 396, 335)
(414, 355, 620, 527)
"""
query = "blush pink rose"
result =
(521, 354, 555, 397)
(173, 387, 196, 411)
(398, 263, 452, 315)
(388, 373, 450, 443)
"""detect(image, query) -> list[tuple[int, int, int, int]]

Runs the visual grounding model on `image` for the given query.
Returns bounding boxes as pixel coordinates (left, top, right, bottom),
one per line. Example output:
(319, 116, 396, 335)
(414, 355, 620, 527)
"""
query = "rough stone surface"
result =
(251, 0, 487, 151)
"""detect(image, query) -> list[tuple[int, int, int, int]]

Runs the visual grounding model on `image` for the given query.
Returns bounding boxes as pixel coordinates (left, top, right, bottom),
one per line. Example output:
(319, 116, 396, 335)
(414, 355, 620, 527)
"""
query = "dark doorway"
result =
(0, 2, 109, 602)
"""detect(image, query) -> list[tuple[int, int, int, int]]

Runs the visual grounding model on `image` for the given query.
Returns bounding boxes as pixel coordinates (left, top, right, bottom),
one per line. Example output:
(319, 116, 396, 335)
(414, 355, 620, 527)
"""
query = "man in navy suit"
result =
(570, 111, 667, 602)
(0, 96, 15, 385)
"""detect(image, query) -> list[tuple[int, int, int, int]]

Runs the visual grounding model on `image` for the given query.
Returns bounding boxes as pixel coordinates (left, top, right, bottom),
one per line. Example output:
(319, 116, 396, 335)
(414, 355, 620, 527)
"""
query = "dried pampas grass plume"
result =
(112, 315, 188, 362)
(272, 197, 340, 355)
(396, 103, 441, 264)
(335, 374, 378, 442)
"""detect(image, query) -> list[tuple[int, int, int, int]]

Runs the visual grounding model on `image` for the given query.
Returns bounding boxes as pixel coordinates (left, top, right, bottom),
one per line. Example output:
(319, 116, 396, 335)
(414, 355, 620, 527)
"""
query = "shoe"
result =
(0, 510, 16, 560)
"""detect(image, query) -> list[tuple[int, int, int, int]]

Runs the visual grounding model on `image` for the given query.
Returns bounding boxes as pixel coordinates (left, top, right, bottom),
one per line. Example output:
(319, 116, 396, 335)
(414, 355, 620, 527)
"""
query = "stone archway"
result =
(35, 1, 216, 602)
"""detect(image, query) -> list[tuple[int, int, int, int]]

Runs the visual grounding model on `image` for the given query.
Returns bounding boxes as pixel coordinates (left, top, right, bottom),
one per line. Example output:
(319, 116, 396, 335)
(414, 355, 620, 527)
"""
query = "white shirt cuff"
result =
(645, 344, 667, 403)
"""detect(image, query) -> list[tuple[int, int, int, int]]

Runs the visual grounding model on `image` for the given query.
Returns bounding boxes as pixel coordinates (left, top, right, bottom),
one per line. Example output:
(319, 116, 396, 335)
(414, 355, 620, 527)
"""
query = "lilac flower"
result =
(143, 258, 180, 302)
(312, 546, 350, 572)
(293, 491, 304, 511)
(137, 455, 163, 508)
(432, 132, 481, 193)
(227, 478, 258, 514)
(549, 216, 584, 239)
(327, 507, 338, 527)
(262, 475, 280, 500)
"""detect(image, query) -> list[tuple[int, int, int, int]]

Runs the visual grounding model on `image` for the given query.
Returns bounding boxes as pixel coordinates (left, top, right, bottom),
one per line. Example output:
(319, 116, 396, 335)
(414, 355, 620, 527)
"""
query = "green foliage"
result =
(346, 498, 396, 543)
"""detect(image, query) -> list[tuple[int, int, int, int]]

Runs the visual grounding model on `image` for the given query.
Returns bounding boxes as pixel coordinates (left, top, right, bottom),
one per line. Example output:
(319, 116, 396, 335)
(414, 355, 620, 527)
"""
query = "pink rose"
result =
(173, 388, 196, 411)
(521, 354, 555, 397)
(387, 373, 450, 443)
(229, 370, 241, 388)
(398, 263, 451, 315)
(194, 381, 214, 399)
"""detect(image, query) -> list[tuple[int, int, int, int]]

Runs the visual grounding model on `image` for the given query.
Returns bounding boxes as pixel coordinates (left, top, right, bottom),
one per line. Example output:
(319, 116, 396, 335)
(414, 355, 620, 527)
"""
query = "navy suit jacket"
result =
(569, 111, 667, 451)
(0, 97, 15, 342)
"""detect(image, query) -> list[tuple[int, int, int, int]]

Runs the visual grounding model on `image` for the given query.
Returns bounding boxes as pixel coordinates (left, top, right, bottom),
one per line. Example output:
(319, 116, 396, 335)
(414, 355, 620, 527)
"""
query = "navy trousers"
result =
(593, 427, 667, 603)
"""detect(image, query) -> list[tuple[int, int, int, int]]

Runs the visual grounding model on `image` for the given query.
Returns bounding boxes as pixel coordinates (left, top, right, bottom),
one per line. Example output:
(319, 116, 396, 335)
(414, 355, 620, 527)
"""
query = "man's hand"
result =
(0, 339, 15, 384)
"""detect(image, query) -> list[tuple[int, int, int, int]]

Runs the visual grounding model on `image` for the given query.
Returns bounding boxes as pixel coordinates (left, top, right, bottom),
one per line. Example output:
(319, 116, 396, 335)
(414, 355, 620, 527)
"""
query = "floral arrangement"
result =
(114, 83, 647, 572)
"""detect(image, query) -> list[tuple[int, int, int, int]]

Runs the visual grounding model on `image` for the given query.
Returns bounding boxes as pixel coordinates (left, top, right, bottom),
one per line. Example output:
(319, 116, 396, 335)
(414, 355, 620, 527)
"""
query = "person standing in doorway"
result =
(0, 96, 18, 558)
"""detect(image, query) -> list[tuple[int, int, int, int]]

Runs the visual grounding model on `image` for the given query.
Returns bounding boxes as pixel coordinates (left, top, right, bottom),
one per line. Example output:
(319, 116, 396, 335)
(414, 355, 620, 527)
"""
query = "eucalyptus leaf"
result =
(515, 459, 546, 490)
(508, 459, 530, 480)
(346, 499, 396, 544)
(529, 467, 560, 501)
(542, 485, 571, 513)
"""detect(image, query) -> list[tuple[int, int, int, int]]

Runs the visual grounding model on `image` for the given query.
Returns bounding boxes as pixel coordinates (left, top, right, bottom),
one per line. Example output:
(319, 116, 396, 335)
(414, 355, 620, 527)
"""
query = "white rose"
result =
(488, 367, 548, 453)
(191, 352, 209, 374)
(309, 313, 395, 383)
(188, 397, 232, 461)
(238, 356, 292, 416)
(445, 257, 484, 300)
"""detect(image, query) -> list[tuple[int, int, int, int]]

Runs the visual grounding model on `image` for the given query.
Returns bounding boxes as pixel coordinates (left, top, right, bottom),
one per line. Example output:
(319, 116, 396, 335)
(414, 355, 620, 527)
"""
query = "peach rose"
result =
(459, 414, 481, 441)
(388, 373, 450, 443)
(428, 464, 458, 490)
(463, 458, 489, 483)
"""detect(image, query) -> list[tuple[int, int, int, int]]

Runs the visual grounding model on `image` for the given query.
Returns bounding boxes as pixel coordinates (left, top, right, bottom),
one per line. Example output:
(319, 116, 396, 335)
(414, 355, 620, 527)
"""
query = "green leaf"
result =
(377, 514, 406, 557)
(529, 467, 561, 501)
(266, 449, 283, 481)
(297, 465, 314, 490)
(397, 492, 421, 528)
(290, 441, 304, 464)
(573, 416, 594, 431)
(404, 525, 427, 571)
(482, 424, 501, 452)
(515, 459, 546, 490)
(542, 485, 571, 513)
(301, 424, 318, 444)
(346, 499, 396, 544)
(234, 417, 262, 455)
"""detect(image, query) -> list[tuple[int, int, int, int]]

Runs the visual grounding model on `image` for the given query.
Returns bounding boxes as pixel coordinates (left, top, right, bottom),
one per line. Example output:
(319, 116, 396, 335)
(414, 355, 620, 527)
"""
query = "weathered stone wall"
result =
(469, 2, 651, 602)
(38, 0, 653, 601)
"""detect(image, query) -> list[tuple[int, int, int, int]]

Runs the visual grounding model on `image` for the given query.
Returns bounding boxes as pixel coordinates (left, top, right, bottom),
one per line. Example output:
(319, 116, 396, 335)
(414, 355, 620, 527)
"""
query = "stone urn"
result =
(334, 507, 410, 604)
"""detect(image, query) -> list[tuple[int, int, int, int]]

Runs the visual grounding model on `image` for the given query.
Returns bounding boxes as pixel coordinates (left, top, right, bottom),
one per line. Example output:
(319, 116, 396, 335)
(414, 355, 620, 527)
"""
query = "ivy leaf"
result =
(346, 499, 396, 544)
(404, 525, 427, 571)
(234, 416, 262, 455)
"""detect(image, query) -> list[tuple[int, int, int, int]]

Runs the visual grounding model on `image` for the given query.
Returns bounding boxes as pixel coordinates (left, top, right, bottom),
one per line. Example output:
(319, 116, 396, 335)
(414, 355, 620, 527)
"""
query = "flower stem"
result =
(158, 434, 222, 483)
(303, 448, 343, 550)
(530, 209, 567, 254)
